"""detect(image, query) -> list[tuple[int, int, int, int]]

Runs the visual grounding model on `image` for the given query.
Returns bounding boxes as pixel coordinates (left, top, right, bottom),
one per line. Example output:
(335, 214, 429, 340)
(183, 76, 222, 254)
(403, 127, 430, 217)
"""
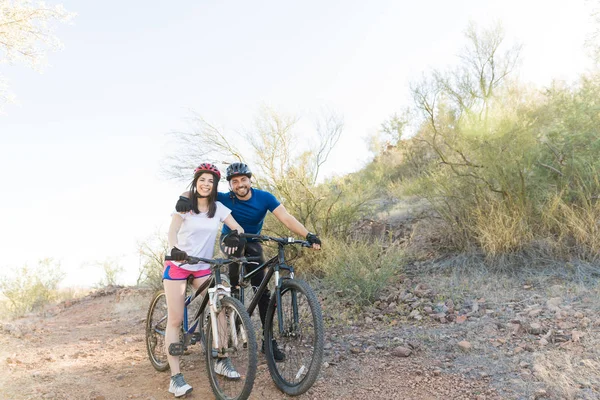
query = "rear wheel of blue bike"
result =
(205, 296, 257, 400)
(145, 291, 169, 371)
(264, 279, 324, 396)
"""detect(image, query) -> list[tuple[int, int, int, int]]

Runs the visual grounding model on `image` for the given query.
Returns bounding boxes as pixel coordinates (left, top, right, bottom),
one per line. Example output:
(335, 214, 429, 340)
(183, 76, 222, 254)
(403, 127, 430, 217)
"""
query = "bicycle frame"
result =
(178, 261, 232, 351)
(239, 241, 299, 335)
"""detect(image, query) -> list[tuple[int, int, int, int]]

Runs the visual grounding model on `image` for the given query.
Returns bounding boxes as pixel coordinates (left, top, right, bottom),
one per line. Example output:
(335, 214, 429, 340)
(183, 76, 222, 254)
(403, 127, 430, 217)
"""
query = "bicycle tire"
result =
(264, 279, 324, 396)
(205, 296, 257, 400)
(145, 290, 169, 372)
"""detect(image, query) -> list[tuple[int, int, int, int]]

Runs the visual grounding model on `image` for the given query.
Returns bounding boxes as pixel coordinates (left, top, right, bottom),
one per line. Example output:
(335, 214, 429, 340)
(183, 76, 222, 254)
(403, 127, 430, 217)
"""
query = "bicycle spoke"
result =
(145, 291, 170, 371)
(206, 297, 257, 400)
(265, 279, 324, 395)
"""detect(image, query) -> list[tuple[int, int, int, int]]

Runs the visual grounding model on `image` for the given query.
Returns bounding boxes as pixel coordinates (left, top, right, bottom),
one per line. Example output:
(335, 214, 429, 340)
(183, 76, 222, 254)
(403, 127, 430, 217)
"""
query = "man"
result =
(175, 162, 321, 361)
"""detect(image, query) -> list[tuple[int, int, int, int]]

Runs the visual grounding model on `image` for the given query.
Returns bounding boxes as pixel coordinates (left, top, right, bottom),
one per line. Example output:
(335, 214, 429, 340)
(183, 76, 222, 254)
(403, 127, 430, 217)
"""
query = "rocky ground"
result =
(2, 266, 600, 400)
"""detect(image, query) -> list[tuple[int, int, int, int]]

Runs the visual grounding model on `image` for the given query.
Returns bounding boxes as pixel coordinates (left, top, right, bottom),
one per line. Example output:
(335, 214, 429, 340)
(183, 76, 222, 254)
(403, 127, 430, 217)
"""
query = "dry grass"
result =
(473, 201, 534, 256)
(533, 351, 600, 399)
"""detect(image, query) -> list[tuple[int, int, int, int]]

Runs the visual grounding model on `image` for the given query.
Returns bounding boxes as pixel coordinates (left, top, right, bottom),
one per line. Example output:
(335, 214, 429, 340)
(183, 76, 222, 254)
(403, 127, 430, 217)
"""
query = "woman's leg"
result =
(163, 278, 187, 375)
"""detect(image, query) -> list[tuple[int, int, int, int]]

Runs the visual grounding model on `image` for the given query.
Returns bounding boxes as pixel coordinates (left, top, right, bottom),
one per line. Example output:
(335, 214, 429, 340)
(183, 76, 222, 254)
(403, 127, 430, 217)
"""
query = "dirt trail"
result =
(0, 287, 498, 400)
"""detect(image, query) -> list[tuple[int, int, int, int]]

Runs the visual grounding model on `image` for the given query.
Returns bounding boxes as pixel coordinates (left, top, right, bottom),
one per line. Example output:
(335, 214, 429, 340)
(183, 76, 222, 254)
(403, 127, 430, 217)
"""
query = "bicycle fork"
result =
(274, 269, 299, 336)
(208, 285, 247, 357)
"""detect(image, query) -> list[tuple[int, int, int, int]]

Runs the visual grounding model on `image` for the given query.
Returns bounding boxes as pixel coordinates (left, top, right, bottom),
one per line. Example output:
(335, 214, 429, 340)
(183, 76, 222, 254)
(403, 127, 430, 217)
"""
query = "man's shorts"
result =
(163, 261, 211, 280)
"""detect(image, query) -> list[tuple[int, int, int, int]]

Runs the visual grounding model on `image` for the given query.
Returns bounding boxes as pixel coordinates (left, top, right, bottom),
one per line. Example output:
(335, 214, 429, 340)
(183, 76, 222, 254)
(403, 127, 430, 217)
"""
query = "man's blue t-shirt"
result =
(218, 188, 281, 235)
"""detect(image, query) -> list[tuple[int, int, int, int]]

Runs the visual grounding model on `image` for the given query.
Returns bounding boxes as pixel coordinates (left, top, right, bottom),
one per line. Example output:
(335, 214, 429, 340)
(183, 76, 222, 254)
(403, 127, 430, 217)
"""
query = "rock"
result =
(455, 315, 467, 324)
(350, 347, 362, 354)
(546, 297, 561, 312)
(407, 341, 420, 350)
(391, 346, 412, 357)
(433, 313, 447, 322)
(539, 338, 549, 346)
(528, 308, 543, 318)
(534, 388, 548, 399)
(457, 341, 472, 352)
(413, 283, 432, 298)
(365, 316, 373, 324)
(528, 322, 543, 335)
(574, 311, 584, 319)
(571, 330, 585, 342)
(324, 342, 332, 350)
(409, 309, 421, 320)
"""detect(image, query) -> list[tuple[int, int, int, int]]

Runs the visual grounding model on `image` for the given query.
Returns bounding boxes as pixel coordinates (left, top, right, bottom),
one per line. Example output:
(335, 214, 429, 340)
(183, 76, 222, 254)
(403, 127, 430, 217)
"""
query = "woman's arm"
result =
(167, 214, 185, 249)
(223, 214, 244, 233)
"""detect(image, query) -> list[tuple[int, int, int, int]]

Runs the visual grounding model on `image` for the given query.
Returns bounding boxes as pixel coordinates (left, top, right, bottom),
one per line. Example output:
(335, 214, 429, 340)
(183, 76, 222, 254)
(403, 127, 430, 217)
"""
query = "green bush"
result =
(319, 237, 404, 307)
(0, 259, 64, 318)
(137, 234, 168, 291)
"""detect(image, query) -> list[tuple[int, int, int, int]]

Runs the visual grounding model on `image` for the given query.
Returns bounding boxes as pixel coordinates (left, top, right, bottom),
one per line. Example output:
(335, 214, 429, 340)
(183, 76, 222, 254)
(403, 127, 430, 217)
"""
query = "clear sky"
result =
(0, 0, 596, 287)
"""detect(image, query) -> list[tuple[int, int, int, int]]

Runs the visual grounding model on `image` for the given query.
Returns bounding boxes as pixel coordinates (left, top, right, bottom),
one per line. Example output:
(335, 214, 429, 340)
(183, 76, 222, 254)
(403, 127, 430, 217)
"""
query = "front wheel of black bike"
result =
(264, 279, 324, 396)
(205, 296, 257, 400)
(145, 291, 169, 371)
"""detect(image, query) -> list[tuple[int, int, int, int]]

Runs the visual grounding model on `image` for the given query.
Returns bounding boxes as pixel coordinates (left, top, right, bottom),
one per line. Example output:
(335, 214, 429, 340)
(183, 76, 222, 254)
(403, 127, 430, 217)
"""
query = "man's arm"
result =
(272, 204, 321, 249)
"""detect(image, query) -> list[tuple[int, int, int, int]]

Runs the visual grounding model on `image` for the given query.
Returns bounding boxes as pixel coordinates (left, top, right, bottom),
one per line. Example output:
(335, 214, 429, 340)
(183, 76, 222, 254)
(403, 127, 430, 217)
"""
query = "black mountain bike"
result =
(145, 255, 260, 400)
(233, 233, 325, 396)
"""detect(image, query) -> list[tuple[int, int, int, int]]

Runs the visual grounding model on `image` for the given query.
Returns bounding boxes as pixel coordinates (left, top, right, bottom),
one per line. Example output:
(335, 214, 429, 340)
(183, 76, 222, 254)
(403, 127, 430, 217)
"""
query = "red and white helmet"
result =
(194, 163, 221, 180)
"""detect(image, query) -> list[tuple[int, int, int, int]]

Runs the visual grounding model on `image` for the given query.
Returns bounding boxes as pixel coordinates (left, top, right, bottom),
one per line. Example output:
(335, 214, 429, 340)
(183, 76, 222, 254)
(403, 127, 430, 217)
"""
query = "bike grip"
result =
(240, 233, 262, 239)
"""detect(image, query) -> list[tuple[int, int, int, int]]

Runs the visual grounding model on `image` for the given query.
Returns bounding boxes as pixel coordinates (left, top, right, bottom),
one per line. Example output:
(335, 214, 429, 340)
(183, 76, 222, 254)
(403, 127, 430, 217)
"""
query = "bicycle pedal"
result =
(190, 332, 202, 345)
(168, 342, 186, 356)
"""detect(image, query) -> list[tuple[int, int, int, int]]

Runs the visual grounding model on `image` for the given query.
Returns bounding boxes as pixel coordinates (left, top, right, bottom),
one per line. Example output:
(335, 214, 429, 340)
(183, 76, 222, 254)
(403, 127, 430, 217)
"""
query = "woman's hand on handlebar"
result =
(170, 246, 188, 261)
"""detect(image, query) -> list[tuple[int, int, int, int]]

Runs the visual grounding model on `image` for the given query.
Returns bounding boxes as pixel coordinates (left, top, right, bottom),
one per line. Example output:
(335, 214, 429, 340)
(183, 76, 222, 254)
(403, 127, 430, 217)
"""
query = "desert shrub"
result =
(0, 259, 64, 318)
(137, 232, 169, 291)
(317, 237, 404, 307)
(94, 258, 124, 288)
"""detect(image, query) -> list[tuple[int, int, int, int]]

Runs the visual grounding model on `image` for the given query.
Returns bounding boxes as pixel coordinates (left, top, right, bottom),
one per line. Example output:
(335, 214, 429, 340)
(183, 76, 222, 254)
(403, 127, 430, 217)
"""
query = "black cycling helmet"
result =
(226, 162, 252, 181)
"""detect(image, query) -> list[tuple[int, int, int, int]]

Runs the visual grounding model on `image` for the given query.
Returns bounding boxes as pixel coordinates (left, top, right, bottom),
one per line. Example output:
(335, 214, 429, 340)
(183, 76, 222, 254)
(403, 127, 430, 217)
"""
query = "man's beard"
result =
(235, 186, 250, 197)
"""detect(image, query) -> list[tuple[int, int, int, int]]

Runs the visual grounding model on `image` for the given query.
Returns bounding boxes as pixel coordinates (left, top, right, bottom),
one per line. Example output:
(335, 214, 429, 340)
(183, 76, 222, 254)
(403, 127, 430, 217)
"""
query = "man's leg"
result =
(244, 242, 285, 361)
(225, 235, 245, 297)
(244, 242, 268, 326)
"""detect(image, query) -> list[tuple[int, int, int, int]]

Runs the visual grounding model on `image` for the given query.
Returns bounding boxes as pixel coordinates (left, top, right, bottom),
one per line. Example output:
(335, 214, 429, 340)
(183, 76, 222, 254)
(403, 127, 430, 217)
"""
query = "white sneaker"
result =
(214, 357, 241, 379)
(169, 373, 192, 397)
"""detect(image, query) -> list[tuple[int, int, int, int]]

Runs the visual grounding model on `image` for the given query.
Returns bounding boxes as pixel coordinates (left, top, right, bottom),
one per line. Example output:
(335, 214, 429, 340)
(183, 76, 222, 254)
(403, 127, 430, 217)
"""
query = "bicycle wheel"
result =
(264, 279, 324, 396)
(145, 291, 169, 371)
(205, 296, 257, 400)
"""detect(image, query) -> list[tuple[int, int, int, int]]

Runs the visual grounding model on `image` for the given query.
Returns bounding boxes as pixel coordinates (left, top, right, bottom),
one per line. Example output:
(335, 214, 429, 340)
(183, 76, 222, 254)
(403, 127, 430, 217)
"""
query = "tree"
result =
(0, 0, 75, 108)
(165, 107, 368, 236)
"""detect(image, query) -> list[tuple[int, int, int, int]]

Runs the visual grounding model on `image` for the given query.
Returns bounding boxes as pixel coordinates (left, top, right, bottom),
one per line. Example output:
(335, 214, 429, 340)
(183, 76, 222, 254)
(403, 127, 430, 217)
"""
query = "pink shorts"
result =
(163, 261, 211, 280)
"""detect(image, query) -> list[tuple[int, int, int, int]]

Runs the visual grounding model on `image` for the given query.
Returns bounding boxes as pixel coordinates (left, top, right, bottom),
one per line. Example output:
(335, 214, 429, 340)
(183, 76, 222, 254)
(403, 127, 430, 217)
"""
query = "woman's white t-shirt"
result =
(172, 201, 231, 272)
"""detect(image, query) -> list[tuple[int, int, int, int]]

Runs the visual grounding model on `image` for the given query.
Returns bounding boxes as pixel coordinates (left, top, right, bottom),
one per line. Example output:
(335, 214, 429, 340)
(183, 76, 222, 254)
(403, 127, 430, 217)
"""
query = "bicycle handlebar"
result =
(240, 233, 312, 248)
(165, 255, 263, 265)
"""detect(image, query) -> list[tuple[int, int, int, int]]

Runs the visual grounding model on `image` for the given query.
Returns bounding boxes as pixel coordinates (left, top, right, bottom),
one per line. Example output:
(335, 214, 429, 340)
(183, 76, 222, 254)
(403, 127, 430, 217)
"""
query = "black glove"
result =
(170, 247, 188, 261)
(175, 196, 193, 213)
(223, 230, 241, 247)
(306, 232, 321, 246)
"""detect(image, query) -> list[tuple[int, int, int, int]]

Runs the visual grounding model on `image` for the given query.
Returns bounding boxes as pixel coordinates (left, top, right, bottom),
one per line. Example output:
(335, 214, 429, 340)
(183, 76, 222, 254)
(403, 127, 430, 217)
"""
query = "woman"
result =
(164, 163, 244, 398)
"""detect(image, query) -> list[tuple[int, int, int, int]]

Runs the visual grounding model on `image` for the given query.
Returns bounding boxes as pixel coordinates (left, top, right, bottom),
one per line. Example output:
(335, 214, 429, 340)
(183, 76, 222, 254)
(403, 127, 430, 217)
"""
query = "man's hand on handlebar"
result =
(306, 232, 322, 250)
(175, 196, 193, 213)
(222, 230, 243, 255)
